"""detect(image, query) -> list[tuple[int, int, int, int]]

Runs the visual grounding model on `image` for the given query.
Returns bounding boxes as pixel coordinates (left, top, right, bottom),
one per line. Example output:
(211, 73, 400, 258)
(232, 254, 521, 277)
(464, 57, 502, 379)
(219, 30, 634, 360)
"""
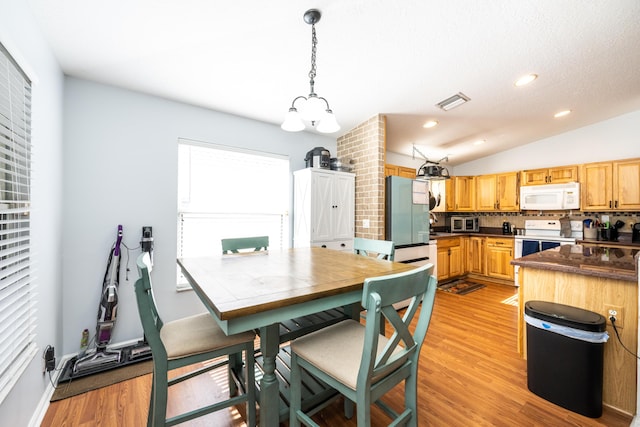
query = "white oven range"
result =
(513, 219, 583, 286)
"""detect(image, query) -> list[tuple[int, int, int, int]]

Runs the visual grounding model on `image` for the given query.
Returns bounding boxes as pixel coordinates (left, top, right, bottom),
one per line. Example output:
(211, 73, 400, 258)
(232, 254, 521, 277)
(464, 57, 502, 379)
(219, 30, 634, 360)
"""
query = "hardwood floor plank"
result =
(41, 282, 632, 427)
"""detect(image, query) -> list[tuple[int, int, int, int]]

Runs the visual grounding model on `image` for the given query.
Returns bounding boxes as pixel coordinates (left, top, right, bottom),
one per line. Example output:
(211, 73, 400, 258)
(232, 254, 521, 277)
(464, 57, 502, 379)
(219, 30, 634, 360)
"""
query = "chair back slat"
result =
(359, 264, 436, 386)
(134, 253, 167, 360)
(354, 237, 395, 261)
(221, 236, 269, 254)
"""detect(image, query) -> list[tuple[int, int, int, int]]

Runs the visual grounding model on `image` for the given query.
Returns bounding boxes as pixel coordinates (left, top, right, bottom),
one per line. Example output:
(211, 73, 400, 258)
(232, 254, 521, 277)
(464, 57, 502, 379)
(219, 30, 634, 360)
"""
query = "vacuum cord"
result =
(610, 316, 640, 360)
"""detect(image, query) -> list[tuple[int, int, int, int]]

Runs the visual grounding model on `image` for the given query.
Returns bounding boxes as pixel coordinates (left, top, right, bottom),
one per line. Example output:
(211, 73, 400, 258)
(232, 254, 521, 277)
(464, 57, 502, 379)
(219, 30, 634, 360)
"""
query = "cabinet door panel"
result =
(449, 246, 463, 277)
(614, 160, 640, 210)
(497, 172, 519, 211)
(468, 237, 485, 275)
(486, 244, 513, 280)
(548, 166, 578, 184)
(311, 172, 334, 241)
(454, 176, 475, 211)
(332, 174, 355, 239)
(437, 246, 450, 281)
(475, 175, 497, 211)
(522, 168, 548, 186)
(581, 163, 613, 210)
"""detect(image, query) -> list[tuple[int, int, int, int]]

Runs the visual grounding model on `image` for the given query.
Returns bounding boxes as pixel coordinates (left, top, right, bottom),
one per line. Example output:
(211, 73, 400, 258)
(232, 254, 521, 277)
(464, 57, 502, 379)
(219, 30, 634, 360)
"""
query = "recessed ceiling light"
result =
(554, 110, 571, 118)
(436, 92, 471, 111)
(423, 120, 438, 128)
(515, 74, 538, 87)
(473, 139, 486, 146)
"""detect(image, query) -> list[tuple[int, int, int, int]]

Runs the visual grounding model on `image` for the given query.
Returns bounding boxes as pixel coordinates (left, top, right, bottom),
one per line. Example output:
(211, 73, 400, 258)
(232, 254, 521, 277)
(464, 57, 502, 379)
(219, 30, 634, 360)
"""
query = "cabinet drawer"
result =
(436, 237, 460, 249)
(312, 240, 354, 252)
(486, 237, 514, 248)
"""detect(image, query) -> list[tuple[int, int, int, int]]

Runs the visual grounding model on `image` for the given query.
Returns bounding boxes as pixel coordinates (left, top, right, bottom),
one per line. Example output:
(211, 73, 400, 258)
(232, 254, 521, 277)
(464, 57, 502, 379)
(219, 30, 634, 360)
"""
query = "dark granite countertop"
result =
(511, 244, 639, 282)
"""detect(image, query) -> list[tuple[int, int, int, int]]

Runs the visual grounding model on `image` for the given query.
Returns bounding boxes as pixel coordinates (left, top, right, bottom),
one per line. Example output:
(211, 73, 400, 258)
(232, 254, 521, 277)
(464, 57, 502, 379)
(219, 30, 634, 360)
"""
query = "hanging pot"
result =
(428, 191, 437, 210)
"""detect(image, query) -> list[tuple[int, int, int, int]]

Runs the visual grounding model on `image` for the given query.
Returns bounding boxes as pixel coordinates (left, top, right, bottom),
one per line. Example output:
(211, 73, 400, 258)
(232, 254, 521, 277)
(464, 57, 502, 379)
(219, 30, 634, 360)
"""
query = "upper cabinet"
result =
(475, 172, 520, 212)
(521, 166, 578, 186)
(453, 176, 475, 211)
(581, 159, 640, 211)
(385, 164, 416, 179)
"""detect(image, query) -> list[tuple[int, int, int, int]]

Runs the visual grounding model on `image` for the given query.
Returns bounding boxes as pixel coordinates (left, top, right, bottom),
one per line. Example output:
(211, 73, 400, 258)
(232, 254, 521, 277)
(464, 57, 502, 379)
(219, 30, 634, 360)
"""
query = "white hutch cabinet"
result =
(293, 168, 355, 251)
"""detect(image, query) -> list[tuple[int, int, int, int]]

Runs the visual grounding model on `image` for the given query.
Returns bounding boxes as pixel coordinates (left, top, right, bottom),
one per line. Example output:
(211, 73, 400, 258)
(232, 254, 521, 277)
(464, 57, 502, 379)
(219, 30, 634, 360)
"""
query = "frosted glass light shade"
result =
(316, 110, 340, 133)
(281, 108, 305, 132)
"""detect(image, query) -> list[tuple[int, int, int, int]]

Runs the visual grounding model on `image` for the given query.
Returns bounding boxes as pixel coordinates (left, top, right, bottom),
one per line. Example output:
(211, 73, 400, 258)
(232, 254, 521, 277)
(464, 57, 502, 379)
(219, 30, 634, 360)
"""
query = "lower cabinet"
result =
(437, 237, 463, 282)
(468, 236, 486, 275)
(486, 237, 514, 280)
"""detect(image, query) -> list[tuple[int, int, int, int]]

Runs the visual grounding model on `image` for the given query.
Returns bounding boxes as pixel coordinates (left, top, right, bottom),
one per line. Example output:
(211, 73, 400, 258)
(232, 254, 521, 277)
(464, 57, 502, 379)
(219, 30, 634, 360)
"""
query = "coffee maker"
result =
(502, 221, 511, 235)
(633, 223, 640, 243)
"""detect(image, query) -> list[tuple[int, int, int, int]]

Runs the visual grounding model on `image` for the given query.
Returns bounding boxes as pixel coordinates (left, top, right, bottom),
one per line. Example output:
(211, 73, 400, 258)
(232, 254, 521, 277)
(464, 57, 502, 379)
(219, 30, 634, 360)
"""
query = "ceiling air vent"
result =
(436, 92, 470, 111)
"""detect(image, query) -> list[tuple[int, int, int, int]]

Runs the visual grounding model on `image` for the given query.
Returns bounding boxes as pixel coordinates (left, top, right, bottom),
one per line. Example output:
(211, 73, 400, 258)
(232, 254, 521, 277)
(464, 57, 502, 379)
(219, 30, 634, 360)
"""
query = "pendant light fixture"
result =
(281, 9, 340, 134)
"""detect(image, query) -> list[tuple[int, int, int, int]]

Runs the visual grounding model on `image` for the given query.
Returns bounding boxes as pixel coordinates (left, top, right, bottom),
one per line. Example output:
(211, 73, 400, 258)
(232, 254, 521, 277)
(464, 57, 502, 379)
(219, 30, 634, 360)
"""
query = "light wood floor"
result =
(42, 283, 633, 426)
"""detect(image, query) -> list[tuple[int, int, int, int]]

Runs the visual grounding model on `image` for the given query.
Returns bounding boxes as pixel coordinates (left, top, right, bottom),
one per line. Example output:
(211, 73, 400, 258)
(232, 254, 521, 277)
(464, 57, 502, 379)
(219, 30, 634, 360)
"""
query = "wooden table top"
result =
(177, 247, 415, 320)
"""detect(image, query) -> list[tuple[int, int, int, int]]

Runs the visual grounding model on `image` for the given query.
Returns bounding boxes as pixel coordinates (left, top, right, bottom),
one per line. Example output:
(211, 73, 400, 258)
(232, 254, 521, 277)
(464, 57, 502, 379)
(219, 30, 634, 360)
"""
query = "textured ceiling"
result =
(27, 0, 640, 165)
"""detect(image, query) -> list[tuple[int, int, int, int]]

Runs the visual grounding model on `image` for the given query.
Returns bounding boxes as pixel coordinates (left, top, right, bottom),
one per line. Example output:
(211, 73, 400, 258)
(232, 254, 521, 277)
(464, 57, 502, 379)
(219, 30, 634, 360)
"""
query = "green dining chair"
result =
(134, 253, 256, 427)
(289, 263, 437, 427)
(221, 236, 269, 254)
(354, 237, 395, 261)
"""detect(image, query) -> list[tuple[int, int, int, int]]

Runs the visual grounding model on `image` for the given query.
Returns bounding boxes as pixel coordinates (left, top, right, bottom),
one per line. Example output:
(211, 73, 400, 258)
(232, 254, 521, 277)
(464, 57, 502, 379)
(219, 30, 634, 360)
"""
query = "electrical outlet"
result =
(604, 305, 624, 329)
(44, 346, 55, 372)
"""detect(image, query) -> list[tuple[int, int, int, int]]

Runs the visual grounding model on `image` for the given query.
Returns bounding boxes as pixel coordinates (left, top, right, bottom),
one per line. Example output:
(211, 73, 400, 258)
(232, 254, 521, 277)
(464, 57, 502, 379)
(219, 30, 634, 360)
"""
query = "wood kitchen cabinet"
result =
(475, 172, 519, 212)
(475, 175, 497, 211)
(581, 158, 640, 211)
(467, 236, 486, 275)
(452, 176, 475, 211)
(437, 237, 463, 282)
(445, 179, 456, 211)
(486, 237, 514, 280)
(521, 165, 578, 185)
(384, 163, 416, 179)
(293, 168, 355, 251)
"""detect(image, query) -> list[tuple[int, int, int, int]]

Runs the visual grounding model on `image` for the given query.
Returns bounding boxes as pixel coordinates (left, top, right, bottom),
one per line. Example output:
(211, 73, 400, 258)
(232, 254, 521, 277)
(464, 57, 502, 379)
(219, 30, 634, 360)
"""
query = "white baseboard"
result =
(28, 354, 72, 427)
(28, 337, 146, 427)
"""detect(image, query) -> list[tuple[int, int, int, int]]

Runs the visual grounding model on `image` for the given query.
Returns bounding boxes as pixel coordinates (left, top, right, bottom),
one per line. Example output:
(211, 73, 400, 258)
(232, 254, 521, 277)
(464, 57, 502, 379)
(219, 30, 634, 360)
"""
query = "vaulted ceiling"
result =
(27, 0, 640, 165)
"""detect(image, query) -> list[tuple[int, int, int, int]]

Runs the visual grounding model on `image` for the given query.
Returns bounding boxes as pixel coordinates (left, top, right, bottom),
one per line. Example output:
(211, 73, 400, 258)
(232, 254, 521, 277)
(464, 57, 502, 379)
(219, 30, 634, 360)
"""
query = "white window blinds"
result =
(0, 42, 36, 404)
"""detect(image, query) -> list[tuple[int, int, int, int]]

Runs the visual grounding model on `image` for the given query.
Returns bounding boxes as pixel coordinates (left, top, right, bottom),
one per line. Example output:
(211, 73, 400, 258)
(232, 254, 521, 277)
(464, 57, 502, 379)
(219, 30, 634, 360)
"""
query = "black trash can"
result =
(525, 300, 608, 418)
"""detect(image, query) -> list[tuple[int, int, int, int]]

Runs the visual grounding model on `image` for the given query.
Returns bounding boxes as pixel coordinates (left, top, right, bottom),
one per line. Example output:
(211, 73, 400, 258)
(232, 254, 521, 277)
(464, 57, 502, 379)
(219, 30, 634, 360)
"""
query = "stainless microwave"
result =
(451, 216, 479, 232)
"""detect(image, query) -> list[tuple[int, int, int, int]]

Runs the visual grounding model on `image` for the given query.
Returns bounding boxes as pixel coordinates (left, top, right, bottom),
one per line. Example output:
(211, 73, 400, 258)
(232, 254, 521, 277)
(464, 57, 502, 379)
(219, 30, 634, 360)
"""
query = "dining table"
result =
(177, 246, 415, 427)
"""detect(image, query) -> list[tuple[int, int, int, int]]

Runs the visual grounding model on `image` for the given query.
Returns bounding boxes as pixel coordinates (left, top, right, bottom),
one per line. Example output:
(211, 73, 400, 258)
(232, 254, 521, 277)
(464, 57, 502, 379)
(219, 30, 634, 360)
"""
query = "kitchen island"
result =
(512, 245, 639, 416)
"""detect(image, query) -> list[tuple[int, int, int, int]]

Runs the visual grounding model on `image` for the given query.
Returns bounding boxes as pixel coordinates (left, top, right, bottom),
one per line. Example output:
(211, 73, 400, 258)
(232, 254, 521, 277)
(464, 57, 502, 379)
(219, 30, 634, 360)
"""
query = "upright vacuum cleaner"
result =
(73, 225, 124, 373)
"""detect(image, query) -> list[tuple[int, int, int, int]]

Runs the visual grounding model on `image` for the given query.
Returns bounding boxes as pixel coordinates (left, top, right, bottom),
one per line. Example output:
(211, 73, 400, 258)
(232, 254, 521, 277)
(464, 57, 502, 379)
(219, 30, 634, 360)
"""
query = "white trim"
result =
(28, 337, 148, 426)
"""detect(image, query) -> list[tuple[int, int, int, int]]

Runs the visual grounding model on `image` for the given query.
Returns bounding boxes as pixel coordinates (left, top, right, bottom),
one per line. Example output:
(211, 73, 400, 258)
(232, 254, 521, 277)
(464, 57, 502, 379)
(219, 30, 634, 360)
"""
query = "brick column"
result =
(336, 115, 386, 240)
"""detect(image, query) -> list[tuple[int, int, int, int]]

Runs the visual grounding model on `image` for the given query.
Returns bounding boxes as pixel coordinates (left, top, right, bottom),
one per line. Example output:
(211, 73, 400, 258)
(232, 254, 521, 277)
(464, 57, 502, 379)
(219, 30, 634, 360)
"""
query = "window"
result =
(0, 42, 35, 403)
(177, 138, 290, 289)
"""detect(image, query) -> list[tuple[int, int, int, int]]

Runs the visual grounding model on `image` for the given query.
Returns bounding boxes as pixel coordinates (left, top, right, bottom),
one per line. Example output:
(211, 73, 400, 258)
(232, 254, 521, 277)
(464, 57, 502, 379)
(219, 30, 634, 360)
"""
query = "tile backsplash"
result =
(432, 212, 639, 233)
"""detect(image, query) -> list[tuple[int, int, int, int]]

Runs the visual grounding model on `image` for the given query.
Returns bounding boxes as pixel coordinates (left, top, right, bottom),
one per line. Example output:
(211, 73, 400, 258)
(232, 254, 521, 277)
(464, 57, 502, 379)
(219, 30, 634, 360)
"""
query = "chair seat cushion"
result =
(291, 320, 404, 390)
(161, 313, 255, 360)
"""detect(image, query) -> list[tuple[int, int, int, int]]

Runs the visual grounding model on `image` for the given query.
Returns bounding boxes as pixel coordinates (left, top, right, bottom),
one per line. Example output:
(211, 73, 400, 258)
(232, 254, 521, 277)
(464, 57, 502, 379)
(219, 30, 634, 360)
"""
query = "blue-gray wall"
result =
(0, 1, 64, 425)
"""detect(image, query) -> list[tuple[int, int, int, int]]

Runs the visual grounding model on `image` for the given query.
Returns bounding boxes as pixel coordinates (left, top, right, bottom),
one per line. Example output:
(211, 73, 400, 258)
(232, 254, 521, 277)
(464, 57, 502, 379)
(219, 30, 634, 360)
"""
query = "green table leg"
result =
(259, 324, 279, 427)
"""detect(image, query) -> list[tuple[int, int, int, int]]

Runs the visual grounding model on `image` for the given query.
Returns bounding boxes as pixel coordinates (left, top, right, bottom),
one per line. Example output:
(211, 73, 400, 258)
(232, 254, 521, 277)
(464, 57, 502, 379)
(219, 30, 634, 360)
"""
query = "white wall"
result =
(62, 77, 336, 354)
(452, 110, 640, 175)
(0, 1, 65, 426)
